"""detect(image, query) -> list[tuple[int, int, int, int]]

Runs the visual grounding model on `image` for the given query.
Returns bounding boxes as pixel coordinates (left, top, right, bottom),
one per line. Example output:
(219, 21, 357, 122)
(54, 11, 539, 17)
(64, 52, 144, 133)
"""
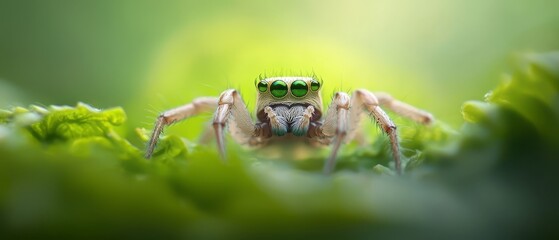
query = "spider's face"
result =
(255, 77, 323, 114)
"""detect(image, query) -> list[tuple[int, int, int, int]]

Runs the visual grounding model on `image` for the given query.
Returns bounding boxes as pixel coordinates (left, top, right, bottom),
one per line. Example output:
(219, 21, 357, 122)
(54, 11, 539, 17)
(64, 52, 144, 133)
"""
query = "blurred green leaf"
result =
(28, 103, 125, 141)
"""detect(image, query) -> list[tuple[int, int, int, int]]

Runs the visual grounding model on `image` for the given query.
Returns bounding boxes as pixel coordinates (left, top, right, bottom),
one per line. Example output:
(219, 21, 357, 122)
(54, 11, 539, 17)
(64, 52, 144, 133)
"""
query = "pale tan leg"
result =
(197, 122, 215, 144)
(320, 90, 412, 175)
(321, 92, 351, 174)
(212, 89, 256, 160)
(373, 92, 434, 124)
(145, 97, 218, 159)
(345, 90, 435, 174)
(353, 90, 402, 174)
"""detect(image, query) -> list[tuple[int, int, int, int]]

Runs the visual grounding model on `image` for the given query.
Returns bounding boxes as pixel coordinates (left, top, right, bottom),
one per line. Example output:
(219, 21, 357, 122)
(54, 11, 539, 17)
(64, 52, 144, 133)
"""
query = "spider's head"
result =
(254, 76, 323, 114)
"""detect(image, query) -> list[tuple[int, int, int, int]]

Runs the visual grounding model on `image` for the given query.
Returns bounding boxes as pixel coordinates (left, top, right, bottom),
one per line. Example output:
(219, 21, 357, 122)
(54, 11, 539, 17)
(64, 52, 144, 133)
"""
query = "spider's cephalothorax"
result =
(145, 76, 433, 174)
(254, 77, 323, 137)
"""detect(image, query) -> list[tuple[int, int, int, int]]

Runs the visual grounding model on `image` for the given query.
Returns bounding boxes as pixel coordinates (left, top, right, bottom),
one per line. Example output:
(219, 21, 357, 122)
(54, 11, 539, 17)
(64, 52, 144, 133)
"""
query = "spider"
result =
(145, 76, 433, 174)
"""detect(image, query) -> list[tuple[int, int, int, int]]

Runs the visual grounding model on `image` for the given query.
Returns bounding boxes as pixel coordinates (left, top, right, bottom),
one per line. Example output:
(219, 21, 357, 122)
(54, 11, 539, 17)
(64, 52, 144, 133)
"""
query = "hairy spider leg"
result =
(145, 97, 218, 159)
(320, 92, 351, 174)
(320, 89, 434, 175)
(213, 90, 257, 160)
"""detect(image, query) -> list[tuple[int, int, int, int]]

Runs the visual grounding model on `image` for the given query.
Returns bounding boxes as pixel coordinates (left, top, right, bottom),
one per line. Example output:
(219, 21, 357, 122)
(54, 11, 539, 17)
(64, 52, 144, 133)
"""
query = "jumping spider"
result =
(145, 76, 433, 174)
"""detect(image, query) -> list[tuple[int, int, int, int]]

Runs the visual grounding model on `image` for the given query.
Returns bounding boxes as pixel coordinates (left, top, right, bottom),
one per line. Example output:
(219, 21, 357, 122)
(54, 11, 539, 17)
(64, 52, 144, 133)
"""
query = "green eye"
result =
(310, 80, 320, 91)
(270, 80, 288, 98)
(291, 80, 308, 97)
(257, 81, 267, 92)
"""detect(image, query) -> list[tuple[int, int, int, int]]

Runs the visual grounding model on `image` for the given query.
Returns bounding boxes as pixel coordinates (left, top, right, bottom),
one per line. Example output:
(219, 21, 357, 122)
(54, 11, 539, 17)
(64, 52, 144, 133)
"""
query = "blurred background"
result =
(2, 1, 559, 239)
(2, 0, 559, 133)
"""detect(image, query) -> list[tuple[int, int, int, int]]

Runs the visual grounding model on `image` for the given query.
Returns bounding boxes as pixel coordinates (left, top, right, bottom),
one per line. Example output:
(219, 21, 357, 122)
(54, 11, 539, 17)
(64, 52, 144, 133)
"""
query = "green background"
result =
(1, 1, 559, 239)
(2, 0, 559, 130)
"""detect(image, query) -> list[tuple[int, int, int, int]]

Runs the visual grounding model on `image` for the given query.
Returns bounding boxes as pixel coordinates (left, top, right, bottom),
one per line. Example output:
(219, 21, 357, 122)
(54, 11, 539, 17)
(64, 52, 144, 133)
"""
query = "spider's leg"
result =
(373, 92, 434, 124)
(320, 92, 351, 175)
(213, 89, 257, 160)
(352, 90, 403, 174)
(146, 97, 218, 159)
(197, 122, 215, 145)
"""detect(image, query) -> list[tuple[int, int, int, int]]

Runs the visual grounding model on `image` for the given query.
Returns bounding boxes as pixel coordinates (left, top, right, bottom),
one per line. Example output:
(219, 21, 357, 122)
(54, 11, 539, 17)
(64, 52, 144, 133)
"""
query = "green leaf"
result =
(465, 52, 559, 147)
(27, 102, 126, 141)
